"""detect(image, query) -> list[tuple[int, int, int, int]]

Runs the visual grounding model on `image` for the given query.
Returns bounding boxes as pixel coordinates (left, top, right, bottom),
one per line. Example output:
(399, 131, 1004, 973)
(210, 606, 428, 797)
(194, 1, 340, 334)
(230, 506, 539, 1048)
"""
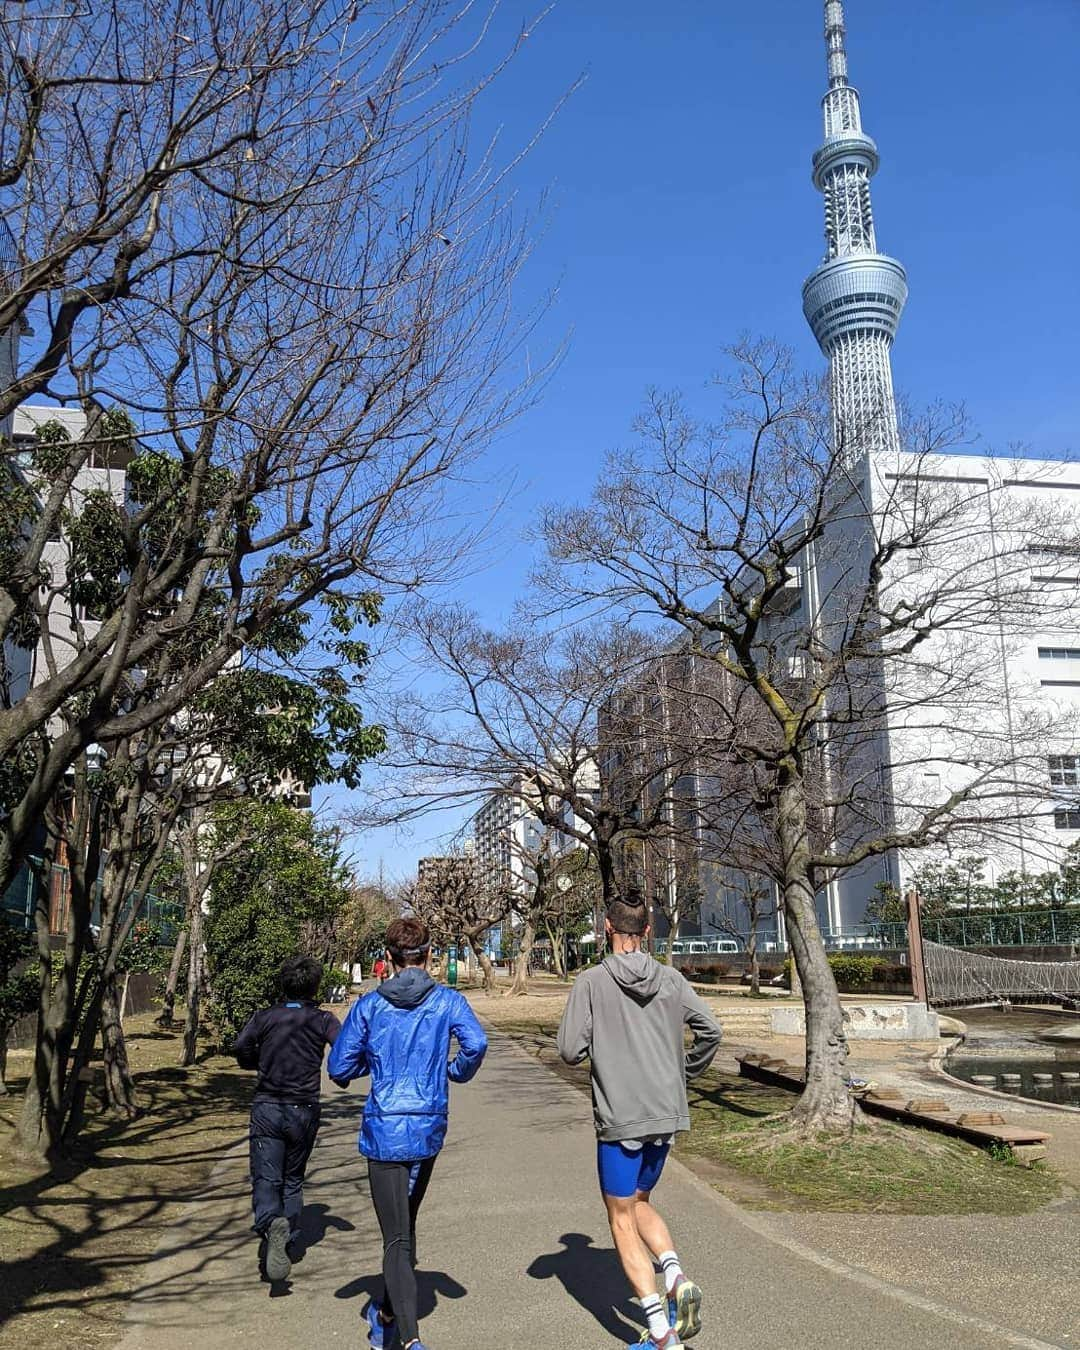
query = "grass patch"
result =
(490, 1018, 1063, 1218)
(682, 1072, 1060, 1215)
(0, 1013, 252, 1350)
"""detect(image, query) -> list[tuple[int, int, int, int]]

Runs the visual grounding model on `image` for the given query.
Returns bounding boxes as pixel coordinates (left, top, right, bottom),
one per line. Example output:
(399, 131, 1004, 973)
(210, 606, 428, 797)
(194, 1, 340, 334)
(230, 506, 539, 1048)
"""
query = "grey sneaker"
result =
(265, 1216, 292, 1282)
(668, 1276, 701, 1340)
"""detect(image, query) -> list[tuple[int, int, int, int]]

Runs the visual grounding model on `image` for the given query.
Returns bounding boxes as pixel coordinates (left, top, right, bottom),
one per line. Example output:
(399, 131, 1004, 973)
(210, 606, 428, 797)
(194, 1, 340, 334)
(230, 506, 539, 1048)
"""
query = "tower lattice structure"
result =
(802, 0, 907, 458)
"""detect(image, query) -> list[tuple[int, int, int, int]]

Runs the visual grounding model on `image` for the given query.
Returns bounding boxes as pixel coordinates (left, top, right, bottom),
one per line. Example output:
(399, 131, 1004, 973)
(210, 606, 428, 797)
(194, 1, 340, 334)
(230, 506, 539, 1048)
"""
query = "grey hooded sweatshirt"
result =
(557, 951, 722, 1142)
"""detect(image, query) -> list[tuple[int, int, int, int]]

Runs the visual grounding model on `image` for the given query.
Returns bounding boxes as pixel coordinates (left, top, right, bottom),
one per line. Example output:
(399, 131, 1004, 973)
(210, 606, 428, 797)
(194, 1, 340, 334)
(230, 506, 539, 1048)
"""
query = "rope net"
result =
(924, 939, 1080, 1007)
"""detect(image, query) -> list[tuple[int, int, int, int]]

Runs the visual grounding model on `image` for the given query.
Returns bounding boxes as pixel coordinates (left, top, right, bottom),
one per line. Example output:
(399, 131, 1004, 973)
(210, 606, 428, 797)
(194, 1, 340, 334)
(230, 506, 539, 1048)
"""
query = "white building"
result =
(10, 406, 132, 707)
(732, 449, 1080, 937)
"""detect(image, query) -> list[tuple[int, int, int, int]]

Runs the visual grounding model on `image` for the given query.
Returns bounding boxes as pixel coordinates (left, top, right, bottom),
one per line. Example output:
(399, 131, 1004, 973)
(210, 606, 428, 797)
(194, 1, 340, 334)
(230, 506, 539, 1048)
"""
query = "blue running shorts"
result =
(597, 1137, 671, 1198)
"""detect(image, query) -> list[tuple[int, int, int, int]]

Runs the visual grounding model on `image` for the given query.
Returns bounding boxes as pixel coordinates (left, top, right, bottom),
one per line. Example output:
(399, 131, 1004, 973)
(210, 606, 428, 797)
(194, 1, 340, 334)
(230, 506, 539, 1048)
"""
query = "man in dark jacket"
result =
(328, 916, 487, 1350)
(234, 954, 341, 1284)
(558, 892, 722, 1350)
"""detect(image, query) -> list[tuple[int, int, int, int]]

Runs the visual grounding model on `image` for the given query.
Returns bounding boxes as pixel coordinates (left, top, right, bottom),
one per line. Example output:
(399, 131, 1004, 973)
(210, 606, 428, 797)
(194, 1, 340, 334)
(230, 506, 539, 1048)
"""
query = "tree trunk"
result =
(748, 927, 760, 997)
(101, 971, 138, 1117)
(180, 906, 204, 1068)
(19, 885, 80, 1157)
(505, 918, 536, 997)
(777, 777, 853, 1134)
(157, 927, 188, 1028)
(59, 983, 106, 1147)
(0, 1039, 8, 1094)
(544, 919, 565, 978)
(468, 936, 498, 995)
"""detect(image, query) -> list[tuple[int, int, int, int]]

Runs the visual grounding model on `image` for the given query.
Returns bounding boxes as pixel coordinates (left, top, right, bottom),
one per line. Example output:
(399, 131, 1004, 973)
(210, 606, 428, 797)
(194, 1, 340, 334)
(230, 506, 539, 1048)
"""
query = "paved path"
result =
(119, 1034, 1068, 1350)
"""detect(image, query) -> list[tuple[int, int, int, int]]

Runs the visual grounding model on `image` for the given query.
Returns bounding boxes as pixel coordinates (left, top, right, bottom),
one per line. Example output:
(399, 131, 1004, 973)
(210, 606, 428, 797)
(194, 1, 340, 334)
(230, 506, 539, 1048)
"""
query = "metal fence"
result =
(658, 908, 1080, 956)
(1, 856, 179, 941)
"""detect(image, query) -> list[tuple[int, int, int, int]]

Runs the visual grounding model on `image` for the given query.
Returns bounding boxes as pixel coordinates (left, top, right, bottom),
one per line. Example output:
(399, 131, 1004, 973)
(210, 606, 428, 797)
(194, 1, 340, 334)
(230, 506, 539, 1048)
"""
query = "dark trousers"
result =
(249, 1099, 320, 1237)
(368, 1156, 437, 1344)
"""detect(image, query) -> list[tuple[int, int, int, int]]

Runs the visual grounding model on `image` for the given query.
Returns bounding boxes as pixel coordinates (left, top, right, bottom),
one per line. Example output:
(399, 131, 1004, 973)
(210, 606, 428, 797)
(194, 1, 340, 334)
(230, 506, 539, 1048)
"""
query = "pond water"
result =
(945, 1005, 1080, 1107)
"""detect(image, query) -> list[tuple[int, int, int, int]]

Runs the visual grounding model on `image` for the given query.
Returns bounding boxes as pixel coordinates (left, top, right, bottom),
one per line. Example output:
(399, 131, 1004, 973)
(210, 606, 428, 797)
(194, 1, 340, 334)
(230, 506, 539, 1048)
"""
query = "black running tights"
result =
(367, 1156, 436, 1345)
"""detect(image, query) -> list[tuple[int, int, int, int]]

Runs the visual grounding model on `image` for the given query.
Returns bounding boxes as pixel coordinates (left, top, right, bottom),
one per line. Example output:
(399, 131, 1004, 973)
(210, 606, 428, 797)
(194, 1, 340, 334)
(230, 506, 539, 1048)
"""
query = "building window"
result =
(1055, 808, 1080, 830)
(1049, 756, 1080, 787)
(1038, 647, 1080, 661)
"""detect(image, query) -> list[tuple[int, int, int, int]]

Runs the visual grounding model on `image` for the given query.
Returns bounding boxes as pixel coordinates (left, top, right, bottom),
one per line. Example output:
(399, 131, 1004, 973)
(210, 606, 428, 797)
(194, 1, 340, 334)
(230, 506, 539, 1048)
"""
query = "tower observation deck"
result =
(802, 0, 906, 458)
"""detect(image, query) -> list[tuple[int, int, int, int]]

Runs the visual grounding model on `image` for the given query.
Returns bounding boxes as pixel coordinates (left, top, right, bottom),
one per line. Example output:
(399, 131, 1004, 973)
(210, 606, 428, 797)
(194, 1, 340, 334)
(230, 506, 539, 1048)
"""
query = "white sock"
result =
(641, 1292, 669, 1341)
(658, 1249, 682, 1293)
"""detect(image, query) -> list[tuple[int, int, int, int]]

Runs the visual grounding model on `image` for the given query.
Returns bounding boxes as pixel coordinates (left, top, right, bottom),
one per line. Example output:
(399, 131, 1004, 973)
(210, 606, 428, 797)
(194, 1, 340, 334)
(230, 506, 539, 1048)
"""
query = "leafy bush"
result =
(117, 920, 172, 976)
(1, 923, 38, 1042)
(205, 801, 352, 1043)
(826, 954, 878, 990)
(676, 961, 730, 985)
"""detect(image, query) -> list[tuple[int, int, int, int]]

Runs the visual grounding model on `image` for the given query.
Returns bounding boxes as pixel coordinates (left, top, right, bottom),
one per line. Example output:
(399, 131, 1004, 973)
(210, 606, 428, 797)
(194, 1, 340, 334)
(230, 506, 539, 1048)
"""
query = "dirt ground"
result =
(0, 1014, 252, 1350)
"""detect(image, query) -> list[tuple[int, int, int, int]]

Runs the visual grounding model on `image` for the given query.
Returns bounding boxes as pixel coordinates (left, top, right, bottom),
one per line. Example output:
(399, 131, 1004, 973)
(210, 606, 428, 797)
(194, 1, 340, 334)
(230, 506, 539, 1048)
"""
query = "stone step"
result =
(713, 1009, 774, 1039)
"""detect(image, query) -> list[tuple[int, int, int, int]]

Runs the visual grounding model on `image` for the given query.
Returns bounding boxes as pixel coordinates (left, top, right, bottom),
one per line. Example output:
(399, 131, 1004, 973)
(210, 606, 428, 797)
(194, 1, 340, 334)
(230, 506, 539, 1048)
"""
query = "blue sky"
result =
(329, 0, 1080, 876)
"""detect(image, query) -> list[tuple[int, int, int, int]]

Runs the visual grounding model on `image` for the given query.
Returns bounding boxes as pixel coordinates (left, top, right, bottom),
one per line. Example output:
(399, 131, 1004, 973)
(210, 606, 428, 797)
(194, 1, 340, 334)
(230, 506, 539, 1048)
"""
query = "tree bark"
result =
(101, 971, 137, 1117)
(747, 926, 761, 997)
(179, 904, 205, 1068)
(777, 776, 853, 1134)
(544, 919, 565, 978)
(468, 936, 498, 994)
(19, 841, 94, 1157)
(0, 1039, 8, 1094)
(157, 926, 188, 1028)
(505, 918, 536, 997)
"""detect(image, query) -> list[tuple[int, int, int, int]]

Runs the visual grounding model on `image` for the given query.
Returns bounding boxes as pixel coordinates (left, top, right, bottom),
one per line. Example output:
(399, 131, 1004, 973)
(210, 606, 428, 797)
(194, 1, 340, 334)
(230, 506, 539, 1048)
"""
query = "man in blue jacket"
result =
(328, 916, 487, 1350)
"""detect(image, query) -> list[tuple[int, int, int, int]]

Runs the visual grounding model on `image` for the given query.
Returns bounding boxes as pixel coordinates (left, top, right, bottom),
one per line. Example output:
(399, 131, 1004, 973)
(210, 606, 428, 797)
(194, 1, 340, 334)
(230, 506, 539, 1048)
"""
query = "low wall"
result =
(771, 1001, 941, 1041)
(5, 972, 159, 1052)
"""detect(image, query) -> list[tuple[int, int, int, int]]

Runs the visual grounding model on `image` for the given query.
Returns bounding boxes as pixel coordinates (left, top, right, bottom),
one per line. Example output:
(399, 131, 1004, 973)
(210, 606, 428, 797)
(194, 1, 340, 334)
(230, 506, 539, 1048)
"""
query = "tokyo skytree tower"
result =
(802, 1, 907, 458)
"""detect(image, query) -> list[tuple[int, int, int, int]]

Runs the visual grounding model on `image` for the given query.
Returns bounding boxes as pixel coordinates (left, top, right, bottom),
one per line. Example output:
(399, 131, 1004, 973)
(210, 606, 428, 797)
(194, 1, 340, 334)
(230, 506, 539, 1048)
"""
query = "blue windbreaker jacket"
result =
(327, 968, 487, 1162)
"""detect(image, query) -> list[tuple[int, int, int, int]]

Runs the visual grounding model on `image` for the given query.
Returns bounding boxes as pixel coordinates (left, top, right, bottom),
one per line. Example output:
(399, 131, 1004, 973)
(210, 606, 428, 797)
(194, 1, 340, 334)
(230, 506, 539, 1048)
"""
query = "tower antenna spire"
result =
(825, 0, 848, 87)
(802, 0, 907, 460)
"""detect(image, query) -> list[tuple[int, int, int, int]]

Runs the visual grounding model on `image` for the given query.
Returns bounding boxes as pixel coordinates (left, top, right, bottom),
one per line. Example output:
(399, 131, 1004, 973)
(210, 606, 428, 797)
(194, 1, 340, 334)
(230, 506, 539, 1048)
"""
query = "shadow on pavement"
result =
(290, 1202, 355, 1263)
(526, 1232, 643, 1343)
(334, 1268, 468, 1318)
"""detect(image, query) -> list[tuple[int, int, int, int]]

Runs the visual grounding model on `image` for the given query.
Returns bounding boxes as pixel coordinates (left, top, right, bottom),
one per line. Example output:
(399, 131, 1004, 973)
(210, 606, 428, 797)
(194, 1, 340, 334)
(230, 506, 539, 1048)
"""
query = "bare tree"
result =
(365, 611, 716, 917)
(539, 339, 1080, 1133)
(0, 0, 542, 900)
(411, 851, 506, 994)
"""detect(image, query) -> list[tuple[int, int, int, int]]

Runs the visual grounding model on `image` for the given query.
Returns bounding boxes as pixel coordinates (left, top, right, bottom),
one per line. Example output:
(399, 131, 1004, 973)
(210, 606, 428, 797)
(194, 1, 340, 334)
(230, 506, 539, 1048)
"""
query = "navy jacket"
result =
(235, 1000, 341, 1105)
(327, 968, 487, 1161)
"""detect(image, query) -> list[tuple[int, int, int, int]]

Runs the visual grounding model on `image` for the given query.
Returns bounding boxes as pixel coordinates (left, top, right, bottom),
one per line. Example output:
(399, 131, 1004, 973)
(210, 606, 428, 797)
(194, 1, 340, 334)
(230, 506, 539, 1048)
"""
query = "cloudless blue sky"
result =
(329, 0, 1080, 877)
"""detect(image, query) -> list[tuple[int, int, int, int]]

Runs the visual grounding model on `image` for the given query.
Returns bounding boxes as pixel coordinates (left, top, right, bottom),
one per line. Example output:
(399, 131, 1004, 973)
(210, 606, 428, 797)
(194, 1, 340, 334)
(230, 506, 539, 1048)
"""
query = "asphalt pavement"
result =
(117, 1031, 1069, 1350)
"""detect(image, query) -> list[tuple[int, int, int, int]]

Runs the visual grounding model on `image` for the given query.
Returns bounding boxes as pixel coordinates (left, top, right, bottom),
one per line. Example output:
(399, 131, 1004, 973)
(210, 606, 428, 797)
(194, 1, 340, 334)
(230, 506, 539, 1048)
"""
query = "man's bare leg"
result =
(603, 1193, 656, 1299)
(633, 1189, 675, 1259)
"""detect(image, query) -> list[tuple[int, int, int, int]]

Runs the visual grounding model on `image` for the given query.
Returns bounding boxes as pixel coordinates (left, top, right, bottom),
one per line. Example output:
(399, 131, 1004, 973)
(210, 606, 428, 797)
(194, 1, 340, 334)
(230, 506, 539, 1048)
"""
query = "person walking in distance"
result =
(328, 917, 487, 1350)
(557, 891, 722, 1349)
(234, 954, 342, 1284)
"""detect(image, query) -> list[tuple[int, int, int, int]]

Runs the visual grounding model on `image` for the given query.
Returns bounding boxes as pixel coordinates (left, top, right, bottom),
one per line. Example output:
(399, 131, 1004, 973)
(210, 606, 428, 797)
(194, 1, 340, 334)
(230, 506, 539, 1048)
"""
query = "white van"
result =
(708, 938, 741, 955)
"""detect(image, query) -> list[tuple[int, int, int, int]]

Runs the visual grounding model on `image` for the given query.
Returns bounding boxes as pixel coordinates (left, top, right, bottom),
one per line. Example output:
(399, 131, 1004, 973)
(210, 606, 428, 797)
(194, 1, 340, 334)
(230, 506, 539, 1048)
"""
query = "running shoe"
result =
(667, 1275, 702, 1341)
(265, 1216, 291, 1282)
(363, 1298, 396, 1349)
(637, 1330, 683, 1349)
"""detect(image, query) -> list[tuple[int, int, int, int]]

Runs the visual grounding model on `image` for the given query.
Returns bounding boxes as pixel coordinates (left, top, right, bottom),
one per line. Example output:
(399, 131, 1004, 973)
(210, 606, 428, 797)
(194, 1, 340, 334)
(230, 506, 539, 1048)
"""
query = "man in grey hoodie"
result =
(557, 892, 722, 1350)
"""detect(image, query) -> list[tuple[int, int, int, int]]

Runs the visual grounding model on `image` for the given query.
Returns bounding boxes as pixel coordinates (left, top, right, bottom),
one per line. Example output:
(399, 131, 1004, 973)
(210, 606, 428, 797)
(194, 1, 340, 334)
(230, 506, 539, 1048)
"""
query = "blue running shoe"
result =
(362, 1298, 395, 1349)
(637, 1330, 683, 1349)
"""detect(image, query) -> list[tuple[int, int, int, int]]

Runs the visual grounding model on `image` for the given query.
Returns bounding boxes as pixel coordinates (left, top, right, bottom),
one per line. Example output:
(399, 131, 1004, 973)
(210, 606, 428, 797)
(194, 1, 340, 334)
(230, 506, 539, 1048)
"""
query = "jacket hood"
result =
(378, 966, 438, 1009)
(603, 950, 664, 1003)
